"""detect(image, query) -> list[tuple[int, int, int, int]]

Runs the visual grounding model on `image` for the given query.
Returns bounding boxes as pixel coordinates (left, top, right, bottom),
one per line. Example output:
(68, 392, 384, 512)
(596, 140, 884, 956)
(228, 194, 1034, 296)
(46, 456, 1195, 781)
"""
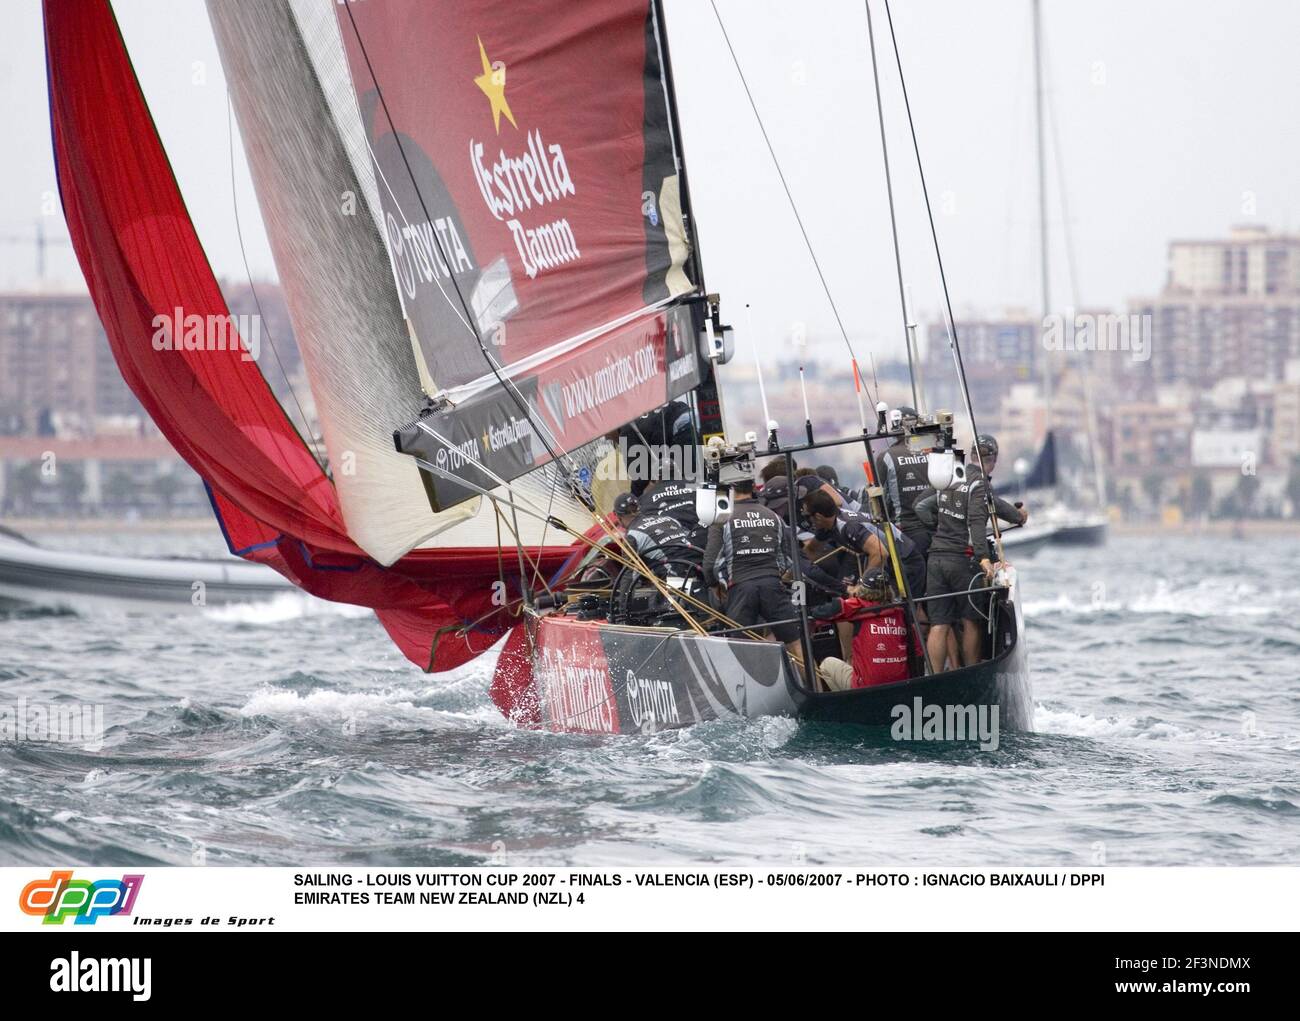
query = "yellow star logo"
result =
(474, 36, 516, 134)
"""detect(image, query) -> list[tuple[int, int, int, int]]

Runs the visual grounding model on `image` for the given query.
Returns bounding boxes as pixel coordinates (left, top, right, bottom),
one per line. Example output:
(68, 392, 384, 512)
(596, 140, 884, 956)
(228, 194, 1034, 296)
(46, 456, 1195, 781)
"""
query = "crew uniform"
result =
(914, 465, 1021, 626)
(704, 502, 800, 643)
(624, 510, 690, 564)
(821, 506, 926, 600)
(875, 434, 936, 557)
(642, 478, 704, 549)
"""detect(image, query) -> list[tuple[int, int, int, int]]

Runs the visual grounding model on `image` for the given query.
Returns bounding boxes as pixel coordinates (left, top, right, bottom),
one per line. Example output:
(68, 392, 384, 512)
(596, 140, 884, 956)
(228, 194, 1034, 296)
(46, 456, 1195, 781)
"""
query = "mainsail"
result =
(333, 0, 703, 509)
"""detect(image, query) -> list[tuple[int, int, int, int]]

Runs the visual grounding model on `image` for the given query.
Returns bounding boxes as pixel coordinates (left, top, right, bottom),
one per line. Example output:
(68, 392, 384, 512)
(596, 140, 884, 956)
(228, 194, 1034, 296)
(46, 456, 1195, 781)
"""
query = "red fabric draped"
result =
(43, 0, 575, 671)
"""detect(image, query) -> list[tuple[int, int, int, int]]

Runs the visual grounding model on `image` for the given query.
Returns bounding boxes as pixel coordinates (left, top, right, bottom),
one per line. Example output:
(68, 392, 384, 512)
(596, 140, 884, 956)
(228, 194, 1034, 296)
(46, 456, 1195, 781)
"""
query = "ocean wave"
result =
(1033, 703, 1199, 741)
(203, 592, 374, 625)
(238, 685, 501, 732)
(1025, 578, 1280, 619)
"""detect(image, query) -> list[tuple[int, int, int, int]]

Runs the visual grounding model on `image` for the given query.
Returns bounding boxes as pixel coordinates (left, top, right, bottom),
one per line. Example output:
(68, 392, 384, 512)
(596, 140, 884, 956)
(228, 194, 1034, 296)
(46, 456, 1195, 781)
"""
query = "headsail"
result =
(43, 0, 576, 672)
(335, 0, 704, 509)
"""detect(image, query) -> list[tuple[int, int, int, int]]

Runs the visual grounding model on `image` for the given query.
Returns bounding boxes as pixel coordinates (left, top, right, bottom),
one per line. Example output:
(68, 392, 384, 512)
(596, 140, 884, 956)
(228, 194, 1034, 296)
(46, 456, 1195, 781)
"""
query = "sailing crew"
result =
(758, 457, 793, 521)
(815, 464, 863, 511)
(620, 399, 696, 497)
(873, 406, 935, 557)
(912, 434, 1026, 670)
(641, 474, 703, 546)
(802, 489, 926, 600)
(810, 570, 918, 691)
(703, 476, 804, 662)
(614, 492, 691, 564)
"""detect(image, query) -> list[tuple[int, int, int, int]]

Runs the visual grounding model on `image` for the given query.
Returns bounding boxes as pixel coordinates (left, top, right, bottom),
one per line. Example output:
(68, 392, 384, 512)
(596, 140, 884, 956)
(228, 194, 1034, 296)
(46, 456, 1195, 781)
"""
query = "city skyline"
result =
(4, 0, 1300, 370)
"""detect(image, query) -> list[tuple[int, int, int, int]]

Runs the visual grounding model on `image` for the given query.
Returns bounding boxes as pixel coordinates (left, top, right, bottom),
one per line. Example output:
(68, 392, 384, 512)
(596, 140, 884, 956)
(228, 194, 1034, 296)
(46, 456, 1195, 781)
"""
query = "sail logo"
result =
(469, 38, 581, 279)
(386, 211, 476, 301)
(480, 415, 534, 456)
(559, 343, 658, 420)
(19, 870, 145, 925)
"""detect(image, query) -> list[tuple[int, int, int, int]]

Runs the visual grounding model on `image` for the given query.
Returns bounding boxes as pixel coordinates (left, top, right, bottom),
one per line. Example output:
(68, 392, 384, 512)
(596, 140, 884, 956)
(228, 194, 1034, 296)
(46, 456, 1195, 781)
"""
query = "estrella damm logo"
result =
(19, 870, 144, 925)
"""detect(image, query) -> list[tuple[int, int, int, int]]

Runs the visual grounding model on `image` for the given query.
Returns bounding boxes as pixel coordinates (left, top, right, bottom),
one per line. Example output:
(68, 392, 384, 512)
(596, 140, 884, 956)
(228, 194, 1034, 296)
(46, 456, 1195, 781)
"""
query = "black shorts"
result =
(925, 553, 990, 626)
(902, 525, 931, 559)
(726, 577, 801, 643)
(904, 558, 927, 600)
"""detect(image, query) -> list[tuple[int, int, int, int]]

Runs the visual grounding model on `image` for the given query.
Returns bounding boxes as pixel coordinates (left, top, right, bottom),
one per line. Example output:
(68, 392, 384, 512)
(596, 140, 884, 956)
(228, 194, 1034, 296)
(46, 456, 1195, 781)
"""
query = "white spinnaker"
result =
(208, 0, 599, 562)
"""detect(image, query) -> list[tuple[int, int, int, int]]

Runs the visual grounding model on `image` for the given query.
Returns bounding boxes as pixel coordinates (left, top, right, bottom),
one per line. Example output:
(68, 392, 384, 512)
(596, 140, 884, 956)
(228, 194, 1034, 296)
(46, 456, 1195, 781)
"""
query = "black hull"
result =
(511, 572, 1032, 737)
(796, 622, 1032, 730)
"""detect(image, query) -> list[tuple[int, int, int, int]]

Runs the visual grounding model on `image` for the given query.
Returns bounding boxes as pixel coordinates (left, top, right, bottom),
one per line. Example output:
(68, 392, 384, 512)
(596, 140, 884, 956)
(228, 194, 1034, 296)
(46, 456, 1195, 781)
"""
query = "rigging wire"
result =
(225, 95, 325, 472)
(880, 0, 1004, 558)
(862, 0, 919, 410)
(708, 0, 876, 404)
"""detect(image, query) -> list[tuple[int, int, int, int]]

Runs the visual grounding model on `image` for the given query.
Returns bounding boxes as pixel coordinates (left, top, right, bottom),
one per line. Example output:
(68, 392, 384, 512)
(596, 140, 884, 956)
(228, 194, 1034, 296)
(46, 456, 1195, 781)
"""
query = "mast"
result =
(1032, 0, 1052, 428)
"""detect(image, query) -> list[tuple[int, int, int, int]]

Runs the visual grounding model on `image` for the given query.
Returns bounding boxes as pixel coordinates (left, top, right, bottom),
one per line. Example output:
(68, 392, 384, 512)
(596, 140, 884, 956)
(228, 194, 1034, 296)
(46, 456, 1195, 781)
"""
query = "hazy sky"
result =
(4, 0, 1298, 370)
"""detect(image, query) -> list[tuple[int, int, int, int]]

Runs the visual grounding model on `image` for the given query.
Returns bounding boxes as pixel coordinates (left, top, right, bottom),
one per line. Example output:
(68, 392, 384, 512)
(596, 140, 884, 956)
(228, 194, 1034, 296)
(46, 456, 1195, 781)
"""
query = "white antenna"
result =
(747, 303, 773, 433)
(904, 284, 927, 414)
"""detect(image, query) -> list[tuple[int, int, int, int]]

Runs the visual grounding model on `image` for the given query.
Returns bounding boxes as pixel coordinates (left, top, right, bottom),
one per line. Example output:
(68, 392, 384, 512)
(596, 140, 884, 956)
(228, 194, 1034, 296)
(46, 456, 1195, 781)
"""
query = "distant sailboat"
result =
(1028, 0, 1109, 547)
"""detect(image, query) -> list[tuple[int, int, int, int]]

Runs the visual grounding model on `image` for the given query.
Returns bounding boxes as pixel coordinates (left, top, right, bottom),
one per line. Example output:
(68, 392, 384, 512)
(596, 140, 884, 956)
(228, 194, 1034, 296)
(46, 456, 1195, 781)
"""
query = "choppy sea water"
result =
(1, 529, 1297, 867)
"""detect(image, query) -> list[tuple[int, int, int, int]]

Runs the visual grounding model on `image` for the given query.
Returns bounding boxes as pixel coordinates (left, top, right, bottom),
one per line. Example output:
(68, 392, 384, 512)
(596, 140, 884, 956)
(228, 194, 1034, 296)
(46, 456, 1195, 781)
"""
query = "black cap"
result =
(861, 567, 887, 589)
(815, 465, 839, 486)
(976, 433, 999, 458)
(796, 474, 823, 498)
(897, 406, 918, 421)
(613, 492, 639, 516)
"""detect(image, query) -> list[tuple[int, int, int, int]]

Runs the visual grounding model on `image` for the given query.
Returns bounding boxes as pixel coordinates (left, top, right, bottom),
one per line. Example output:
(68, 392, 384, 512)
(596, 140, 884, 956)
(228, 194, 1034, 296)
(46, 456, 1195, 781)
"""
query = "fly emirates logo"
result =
(469, 36, 580, 279)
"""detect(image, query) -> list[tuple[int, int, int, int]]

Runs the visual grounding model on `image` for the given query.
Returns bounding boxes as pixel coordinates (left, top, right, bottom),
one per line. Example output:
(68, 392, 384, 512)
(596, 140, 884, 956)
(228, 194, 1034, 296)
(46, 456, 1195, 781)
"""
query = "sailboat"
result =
(42, 0, 1031, 735)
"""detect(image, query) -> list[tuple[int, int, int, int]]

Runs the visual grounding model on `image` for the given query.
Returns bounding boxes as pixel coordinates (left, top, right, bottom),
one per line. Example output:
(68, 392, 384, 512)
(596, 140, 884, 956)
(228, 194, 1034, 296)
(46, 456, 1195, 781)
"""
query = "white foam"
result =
(204, 591, 374, 625)
(1025, 578, 1277, 619)
(238, 684, 499, 732)
(1033, 703, 1197, 741)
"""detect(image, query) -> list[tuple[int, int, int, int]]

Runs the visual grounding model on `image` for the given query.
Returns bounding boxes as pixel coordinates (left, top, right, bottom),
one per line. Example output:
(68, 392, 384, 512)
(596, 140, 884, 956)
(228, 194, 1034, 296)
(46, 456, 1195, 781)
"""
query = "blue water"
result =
(1, 529, 1297, 866)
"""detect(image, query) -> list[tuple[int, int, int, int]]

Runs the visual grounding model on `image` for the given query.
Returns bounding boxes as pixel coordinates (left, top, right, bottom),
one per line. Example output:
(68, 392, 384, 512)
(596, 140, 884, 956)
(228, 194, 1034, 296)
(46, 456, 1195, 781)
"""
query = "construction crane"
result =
(0, 220, 73, 280)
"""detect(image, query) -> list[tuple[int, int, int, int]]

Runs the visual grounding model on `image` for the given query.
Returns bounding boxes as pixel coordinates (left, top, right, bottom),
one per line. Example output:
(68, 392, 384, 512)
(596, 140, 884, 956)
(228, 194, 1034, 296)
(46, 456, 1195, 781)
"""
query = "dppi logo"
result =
(19, 870, 144, 925)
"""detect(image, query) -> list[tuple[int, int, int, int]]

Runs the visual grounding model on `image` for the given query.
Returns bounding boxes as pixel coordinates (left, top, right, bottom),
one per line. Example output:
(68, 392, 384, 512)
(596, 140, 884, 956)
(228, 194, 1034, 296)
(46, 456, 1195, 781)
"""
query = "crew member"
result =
(703, 476, 804, 666)
(620, 398, 697, 497)
(810, 570, 918, 690)
(815, 464, 863, 511)
(758, 457, 793, 521)
(615, 492, 691, 565)
(912, 434, 1026, 670)
(641, 474, 703, 546)
(873, 406, 935, 557)
(803, 489, 926, 601)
